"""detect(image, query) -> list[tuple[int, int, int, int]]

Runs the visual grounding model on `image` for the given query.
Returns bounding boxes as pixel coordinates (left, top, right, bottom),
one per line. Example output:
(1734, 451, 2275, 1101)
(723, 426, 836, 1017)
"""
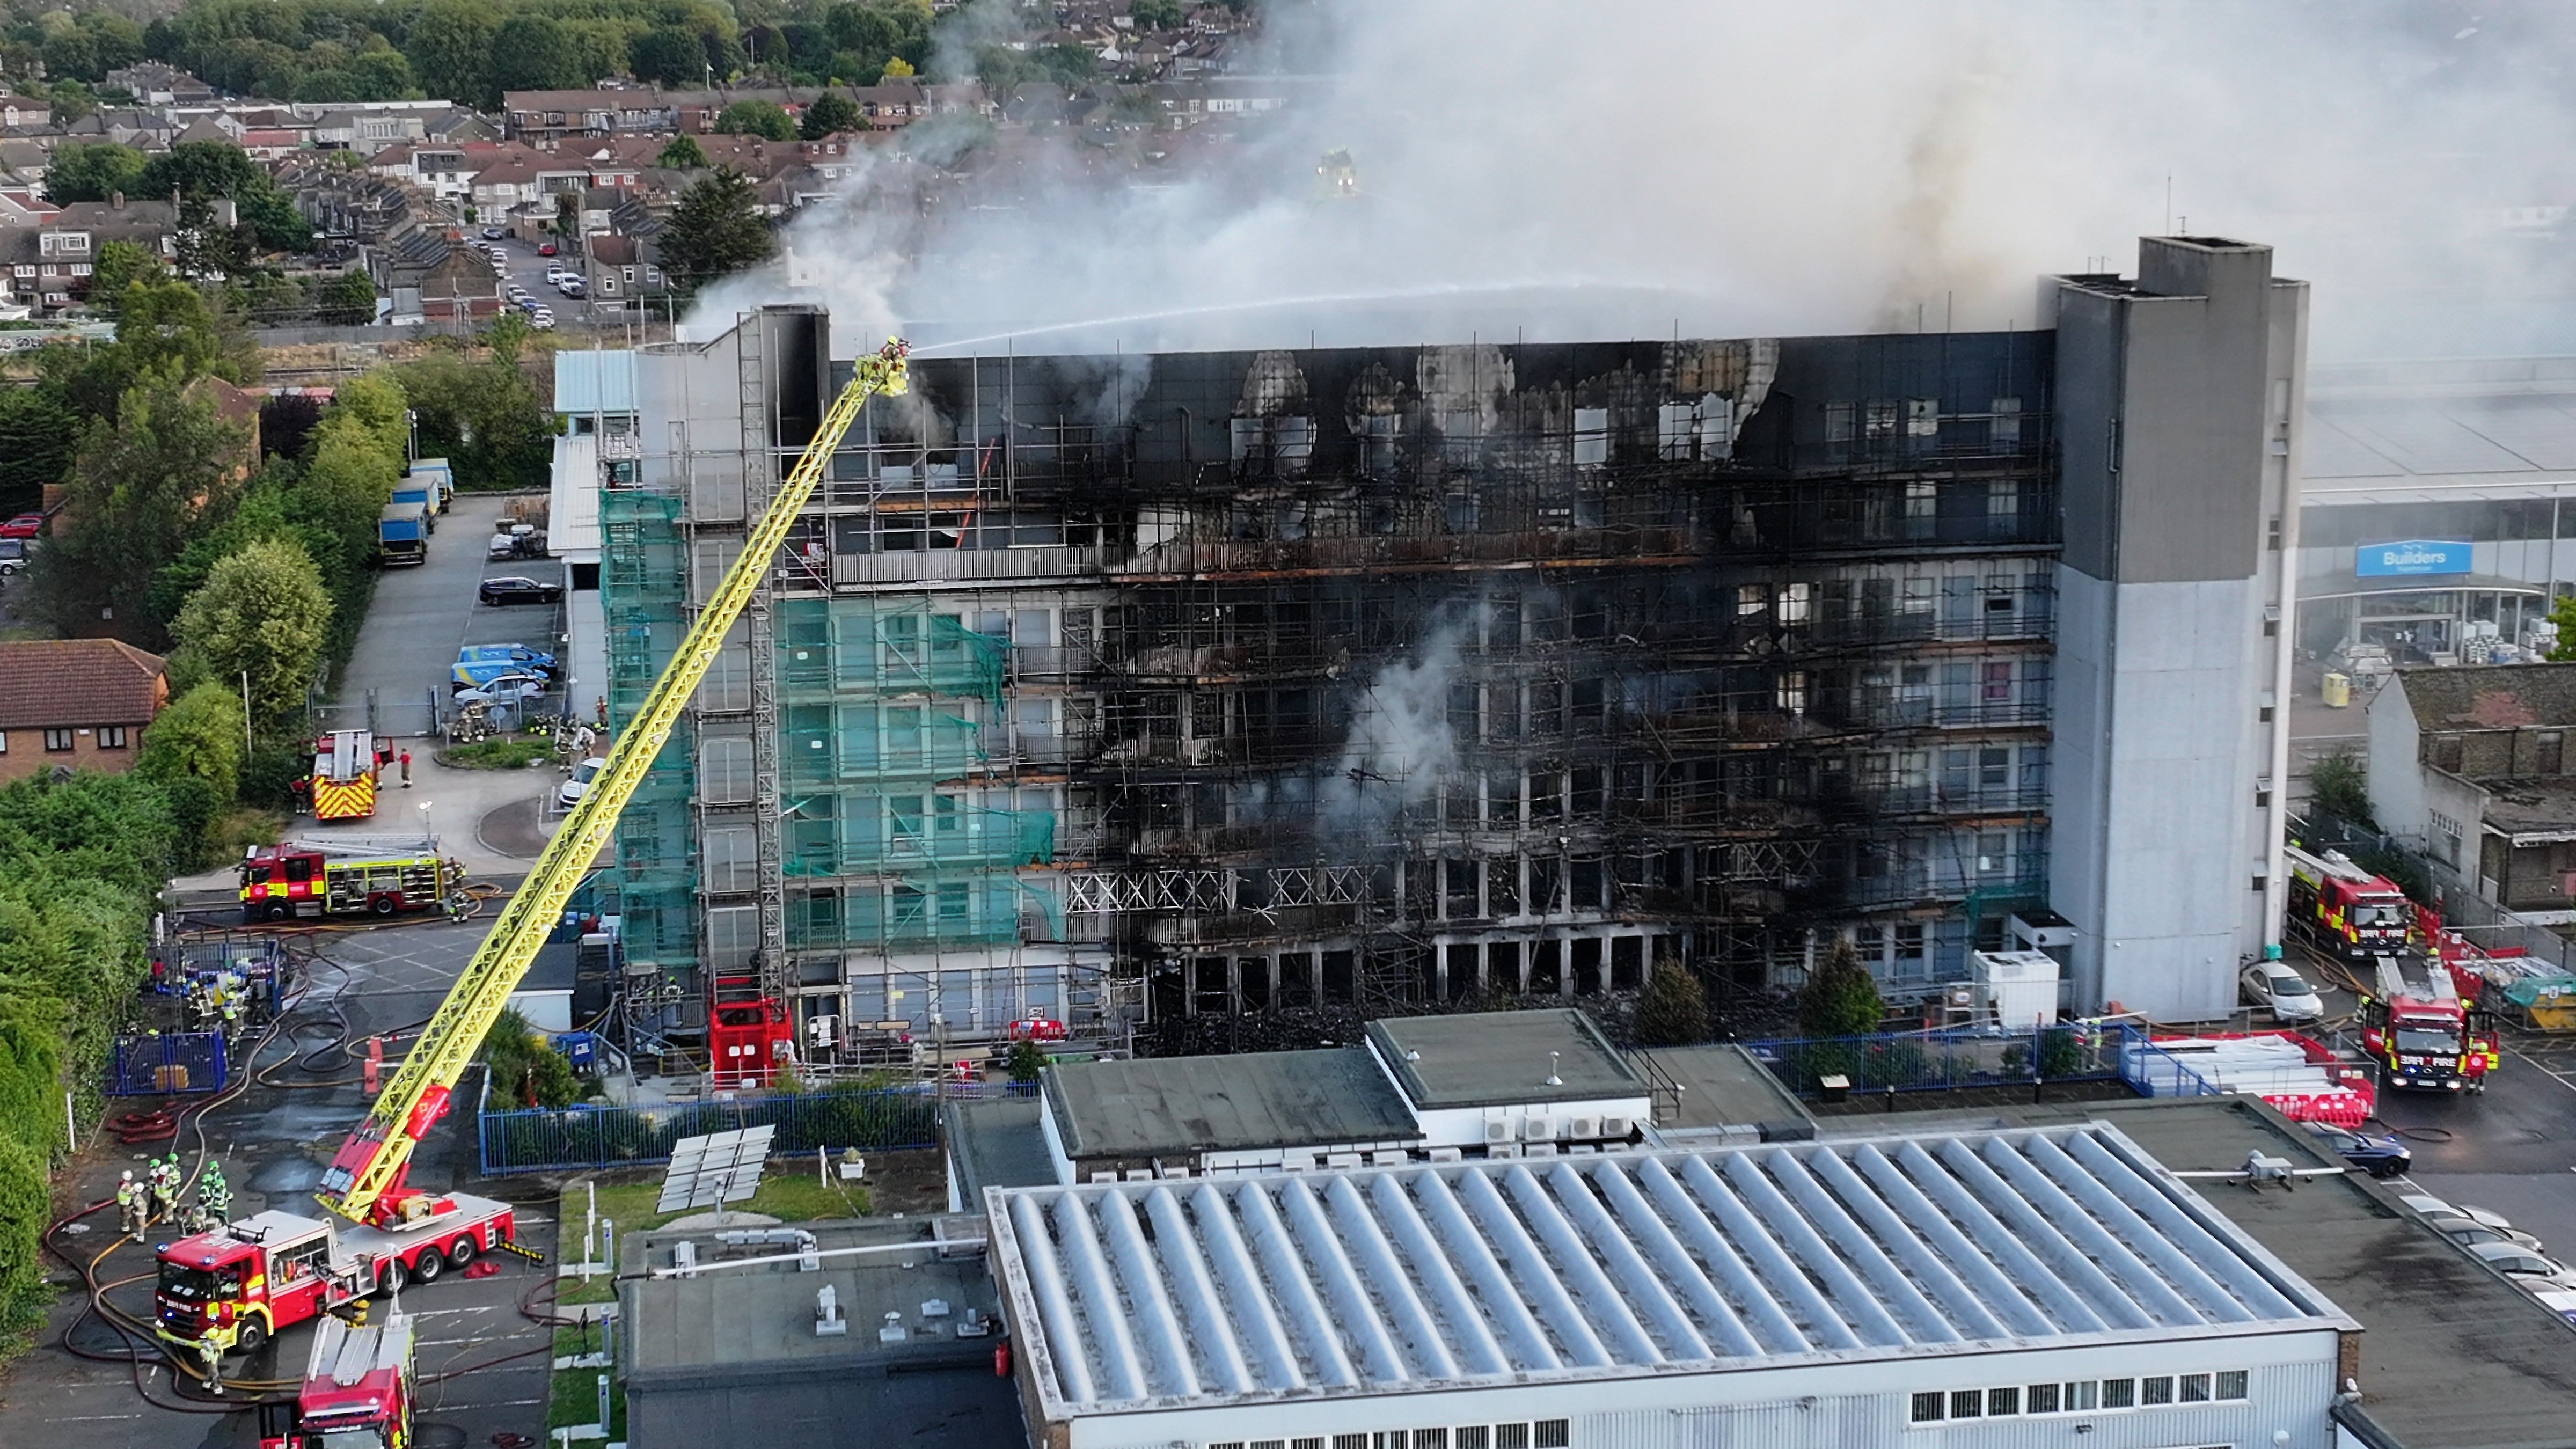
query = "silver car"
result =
(2468, 1240, 2576, 1291)
(2239, 961, 2325, 1022)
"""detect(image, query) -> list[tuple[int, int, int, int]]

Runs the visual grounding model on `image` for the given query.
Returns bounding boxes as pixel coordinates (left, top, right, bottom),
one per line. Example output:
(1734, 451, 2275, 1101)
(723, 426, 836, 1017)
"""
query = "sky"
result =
(702, 0, 2576, 361)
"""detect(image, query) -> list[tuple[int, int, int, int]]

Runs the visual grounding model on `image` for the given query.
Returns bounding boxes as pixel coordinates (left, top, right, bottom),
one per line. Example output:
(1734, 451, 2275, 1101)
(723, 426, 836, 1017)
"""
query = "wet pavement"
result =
(0, 920, 556, 1449)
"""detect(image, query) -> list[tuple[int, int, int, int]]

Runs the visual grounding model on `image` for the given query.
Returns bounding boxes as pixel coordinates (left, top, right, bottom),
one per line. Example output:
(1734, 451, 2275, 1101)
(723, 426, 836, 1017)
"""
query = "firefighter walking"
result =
(115, 1172, 145, 1239)
(194, 1162, 230, 1232)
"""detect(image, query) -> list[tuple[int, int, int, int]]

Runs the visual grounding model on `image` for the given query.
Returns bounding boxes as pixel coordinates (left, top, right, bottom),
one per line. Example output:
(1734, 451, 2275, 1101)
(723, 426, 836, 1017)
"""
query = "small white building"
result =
(986, 1122, 2353, 1449)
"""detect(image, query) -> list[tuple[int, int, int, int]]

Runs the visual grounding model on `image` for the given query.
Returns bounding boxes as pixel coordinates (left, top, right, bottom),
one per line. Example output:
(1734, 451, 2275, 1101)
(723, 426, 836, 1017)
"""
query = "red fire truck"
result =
(154, 1193, 515, 1352)
(257, 1312, 413, 1449)
(240, 841, 460, 923)
(2284, 843, 2412, 961)
(2358, 951, 2501, 1093)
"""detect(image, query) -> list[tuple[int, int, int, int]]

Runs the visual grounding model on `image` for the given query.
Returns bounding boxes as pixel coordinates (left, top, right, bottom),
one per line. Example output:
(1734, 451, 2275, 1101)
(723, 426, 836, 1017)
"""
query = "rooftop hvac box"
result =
(1972, 949, 2060, 1027)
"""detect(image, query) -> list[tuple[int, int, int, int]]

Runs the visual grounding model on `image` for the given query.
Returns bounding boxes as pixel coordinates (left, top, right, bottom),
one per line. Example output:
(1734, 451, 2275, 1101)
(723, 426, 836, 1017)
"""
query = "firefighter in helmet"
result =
(114, 1172, 143, 1238)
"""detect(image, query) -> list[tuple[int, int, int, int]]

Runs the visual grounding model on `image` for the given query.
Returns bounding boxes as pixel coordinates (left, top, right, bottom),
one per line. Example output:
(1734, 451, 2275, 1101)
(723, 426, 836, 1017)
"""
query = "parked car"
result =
(2240, 961, 2325, 1023)
(458, 642, 560, 678)
(506, 284, 530, 302)
(482, 226, 505, 240)
(537, 241, 558, 257)
(556, 756, 607, 808)
(479, 575, 564, 605)
(2304, 1122, 2410, 1178)
(2401, 1193, 2527, 1237)
(545, 265, 569, 284)
(2532, 1288, 2576, 1327)
(0, 538, 25, 575)
(558, 279, 586, 298)
(530, 312, 555, 331)
(0, 513, 42, 539)
(454, 672, 547, 705)
(2432, 1218, 2546, 1253)
(2468, 1240, 2576, 1290)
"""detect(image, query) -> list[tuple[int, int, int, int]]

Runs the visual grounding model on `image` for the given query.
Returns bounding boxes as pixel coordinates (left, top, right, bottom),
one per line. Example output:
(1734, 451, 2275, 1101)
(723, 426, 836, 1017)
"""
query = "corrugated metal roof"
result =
(555, 348, 638, 416)
(988, 1124, 2345, 1416)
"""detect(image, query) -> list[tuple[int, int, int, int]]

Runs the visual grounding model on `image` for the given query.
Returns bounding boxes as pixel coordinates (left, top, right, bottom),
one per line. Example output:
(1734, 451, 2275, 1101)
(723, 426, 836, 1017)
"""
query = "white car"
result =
(2431, 1217, 2545, 1253)
(557, 756, 608, 808)
(2402, 1194, 2526, 1237)
(545, 265, 570, 284)
(2238, 961, 2324, 1023)
(2468, 1241, 2576, 1291)
(454, 671, 547, 705)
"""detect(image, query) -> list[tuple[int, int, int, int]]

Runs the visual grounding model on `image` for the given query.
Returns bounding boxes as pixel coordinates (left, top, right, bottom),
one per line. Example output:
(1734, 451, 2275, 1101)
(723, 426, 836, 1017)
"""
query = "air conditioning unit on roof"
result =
(1565, 1115, 1601, 1140)
(1521, 1116, 1556, 1141)
(1484, 1117, 1517, 1144)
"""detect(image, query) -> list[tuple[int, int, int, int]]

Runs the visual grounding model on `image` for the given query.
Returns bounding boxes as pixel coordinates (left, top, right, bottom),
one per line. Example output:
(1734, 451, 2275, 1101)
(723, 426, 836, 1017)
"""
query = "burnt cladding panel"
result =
(771, 309, 826, 450)
(1765, 331, 2054, 456)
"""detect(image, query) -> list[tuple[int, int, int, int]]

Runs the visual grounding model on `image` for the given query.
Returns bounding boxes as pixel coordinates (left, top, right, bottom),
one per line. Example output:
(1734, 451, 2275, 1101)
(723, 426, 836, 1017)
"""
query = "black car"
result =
(2307, 1121, 2411, 1178)
(479, 575, 563, 605)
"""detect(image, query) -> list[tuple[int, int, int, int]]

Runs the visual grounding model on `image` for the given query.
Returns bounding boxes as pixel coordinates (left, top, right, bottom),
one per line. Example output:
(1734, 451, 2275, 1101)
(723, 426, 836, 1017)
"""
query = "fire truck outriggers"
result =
(2358, 950, 2501, 1093)
(155, 1193, 515, 1353)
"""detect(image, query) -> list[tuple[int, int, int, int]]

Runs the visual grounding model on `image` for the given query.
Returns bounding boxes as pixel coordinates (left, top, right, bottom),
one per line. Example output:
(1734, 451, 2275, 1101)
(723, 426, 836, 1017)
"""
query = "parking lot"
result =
(0, 924, 555, 1449)
(327, 493, 569, 742)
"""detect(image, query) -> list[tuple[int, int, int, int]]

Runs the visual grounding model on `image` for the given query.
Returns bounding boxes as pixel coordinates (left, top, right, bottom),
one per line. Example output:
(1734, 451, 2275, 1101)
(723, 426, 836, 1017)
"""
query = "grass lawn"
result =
(544, 1168, 873, 1431)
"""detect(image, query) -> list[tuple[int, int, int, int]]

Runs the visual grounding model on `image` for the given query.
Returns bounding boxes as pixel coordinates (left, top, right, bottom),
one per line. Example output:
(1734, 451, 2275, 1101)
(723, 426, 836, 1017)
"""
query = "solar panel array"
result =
(655, 1125, 777, 1214)
(991, 1125, 2341, 1414)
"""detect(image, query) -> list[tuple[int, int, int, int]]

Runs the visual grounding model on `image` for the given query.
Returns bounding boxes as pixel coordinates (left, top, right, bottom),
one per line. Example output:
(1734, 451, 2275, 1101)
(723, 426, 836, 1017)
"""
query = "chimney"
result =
(109, 190, 124, 210)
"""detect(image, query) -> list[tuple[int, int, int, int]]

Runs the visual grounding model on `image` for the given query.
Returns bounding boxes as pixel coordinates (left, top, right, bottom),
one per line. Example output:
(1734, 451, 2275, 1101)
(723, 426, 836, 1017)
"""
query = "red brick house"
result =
(0, 640, 169, 781)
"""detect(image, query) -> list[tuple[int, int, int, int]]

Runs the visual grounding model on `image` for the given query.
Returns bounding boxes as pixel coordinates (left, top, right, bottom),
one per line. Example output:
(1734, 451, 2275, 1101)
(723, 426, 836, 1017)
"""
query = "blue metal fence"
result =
(1743, 1024, 2123, 1099)
(476, 1077, 1039, 1176)
(106, 1032, 229, 1096)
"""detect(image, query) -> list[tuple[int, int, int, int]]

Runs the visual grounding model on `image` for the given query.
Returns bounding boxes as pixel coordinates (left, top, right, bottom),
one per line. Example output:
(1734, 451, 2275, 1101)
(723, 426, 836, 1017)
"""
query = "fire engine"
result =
(311, 730, 384, 822)
(256, 1312, 413, 1449)
(240, 840, 459, 923)
(2284, 843, 2412, 960)
(155, 1196, 513, 1352)
(2358, 951, 2501, 1092)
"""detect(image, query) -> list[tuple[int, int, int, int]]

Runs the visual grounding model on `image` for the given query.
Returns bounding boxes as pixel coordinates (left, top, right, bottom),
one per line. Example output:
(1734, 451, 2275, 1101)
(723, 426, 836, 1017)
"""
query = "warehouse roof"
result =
(2391, 662, 2576, 733)
(986, 1123, 2351, 1416)
(1042, 1046, 1418, 1160)
(1366, 1009, 1645, 1109)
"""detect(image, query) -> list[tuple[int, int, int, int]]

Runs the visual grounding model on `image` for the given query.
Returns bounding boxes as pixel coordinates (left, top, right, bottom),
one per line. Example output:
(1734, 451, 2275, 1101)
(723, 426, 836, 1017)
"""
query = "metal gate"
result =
(106, 1032, 229, 1096)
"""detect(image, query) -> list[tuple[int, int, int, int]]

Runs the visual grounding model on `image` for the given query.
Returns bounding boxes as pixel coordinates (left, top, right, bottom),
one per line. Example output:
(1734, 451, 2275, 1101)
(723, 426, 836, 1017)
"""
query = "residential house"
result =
(380, 237, 501, 326)
(0, 91, 52, 129)
(311, 110, 427, 156)
(2368, 662, 2576, 913)
(0, 141, 47, 188)
(503, 89, 683, 146)
(279, 158, 413, 245)
(582, 229, 667, 310)
(0, 640, 170, 781)
(238, 129, 304, 162)
(59, 109, 177, 150)
(422, 109, 499, 145)
(1, 195, 178, 316)
(102, 63, 217, 106)
(171, 115, 236, 150)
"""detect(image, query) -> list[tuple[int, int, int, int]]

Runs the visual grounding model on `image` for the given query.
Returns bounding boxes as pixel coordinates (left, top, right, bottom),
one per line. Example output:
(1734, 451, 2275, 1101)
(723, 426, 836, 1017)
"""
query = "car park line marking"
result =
(2506, 1048, 2576, 1093)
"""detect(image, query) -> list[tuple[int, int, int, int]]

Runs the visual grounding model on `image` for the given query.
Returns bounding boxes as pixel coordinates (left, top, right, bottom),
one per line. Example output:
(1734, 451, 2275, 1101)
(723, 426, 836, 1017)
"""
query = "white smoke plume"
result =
(699, 0, 2576, 362)
(1312, 622, 1467, 836)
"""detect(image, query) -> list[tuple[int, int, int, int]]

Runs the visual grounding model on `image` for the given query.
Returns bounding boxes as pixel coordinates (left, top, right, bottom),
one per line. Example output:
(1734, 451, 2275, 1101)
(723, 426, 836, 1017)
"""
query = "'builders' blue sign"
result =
(2357, 540, 2471, 578)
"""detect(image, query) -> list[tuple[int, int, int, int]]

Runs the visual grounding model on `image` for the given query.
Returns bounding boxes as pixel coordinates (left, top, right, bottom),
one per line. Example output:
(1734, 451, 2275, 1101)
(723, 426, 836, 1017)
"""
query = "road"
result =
(0, 922, 555, 1449)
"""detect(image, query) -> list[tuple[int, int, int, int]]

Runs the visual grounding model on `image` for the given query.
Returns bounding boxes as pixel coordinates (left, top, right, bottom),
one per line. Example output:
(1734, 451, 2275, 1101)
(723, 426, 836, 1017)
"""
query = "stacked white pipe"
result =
(2143, 1033, 2374, 1126)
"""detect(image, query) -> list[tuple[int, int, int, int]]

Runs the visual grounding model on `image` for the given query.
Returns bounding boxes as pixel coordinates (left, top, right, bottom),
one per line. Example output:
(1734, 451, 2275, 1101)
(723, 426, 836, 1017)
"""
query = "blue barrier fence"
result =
(2118, 1029, 2229, 1101)
(476, 1075, 1039, 1176)
(106, 1032, 229, 1096)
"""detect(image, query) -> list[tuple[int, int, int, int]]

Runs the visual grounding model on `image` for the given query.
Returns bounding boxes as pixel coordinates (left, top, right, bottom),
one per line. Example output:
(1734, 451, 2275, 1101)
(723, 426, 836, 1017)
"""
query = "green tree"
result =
(881, 55, 916, 78)
(1797, 936, 1886, 1038)
(389, 350, 550, 491)
(715, 98, 795, 140)
(1006, 1037, 1049, 1083)
(800, 90, 861, 138)
(481, 1007, 577, 1108)
(1630, 957, 1708, 1046)
(658, 166, 773, 292)
(136, 680, 246, 803)
(138, 140, 261, 203)
(631, 26, 708, 86)
(26, 377, 251, 645)
(170, 538, 333, 721)
(114, 276, 244, 383)
(41, 142, 144, 204)
(1130, 0, 1184, 29)
(87, 239, 164, 317)
(0, 389, 76, 517)
(2548, 592, 2576, 662)
(405, 0, 499, 109)
(2307, 746, 2373, 826)
(319, 270, 380, 326)
(487, 14, 586, 96)
(656, 134, 709, 169)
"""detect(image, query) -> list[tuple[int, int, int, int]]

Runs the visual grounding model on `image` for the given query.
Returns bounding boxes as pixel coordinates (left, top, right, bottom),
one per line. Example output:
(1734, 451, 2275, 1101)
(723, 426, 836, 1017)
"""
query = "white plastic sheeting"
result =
(989, 1124, 2337, 1414)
